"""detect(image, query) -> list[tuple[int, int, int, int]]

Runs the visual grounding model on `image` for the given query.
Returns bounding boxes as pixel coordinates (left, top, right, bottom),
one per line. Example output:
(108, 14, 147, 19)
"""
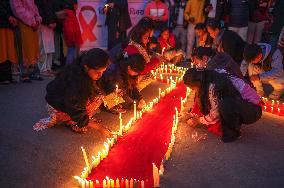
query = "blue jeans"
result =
(65, 47, 77, 65)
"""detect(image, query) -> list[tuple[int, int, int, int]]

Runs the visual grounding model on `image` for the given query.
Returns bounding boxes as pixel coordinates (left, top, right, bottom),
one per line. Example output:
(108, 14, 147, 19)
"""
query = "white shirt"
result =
(208, 0, 217, 18)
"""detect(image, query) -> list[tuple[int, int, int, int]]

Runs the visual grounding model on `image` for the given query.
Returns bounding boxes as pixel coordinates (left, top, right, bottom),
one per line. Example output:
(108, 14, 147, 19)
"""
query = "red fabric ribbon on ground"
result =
(87, 84, 187, 187)
(79, 6, 97, 42)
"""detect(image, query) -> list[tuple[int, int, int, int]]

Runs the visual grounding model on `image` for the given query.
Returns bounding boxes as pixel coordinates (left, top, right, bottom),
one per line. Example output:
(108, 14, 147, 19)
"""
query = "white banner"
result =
(77, 0, 147, 50)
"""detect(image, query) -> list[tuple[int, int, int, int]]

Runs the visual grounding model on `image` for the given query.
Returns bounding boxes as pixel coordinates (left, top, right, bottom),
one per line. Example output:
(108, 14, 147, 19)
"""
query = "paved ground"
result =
(0, 79, 284, 188)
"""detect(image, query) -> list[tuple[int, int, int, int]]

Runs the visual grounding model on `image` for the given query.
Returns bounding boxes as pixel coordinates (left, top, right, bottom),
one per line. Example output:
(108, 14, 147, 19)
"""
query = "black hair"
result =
(183, 68, 240, 114)
(243, 44, 262, 63)
(195, 23, 207, 30)
(124, 53, 146, 73)
(60, 48, 110, 98)
(220, 30, 246, 65)
(192, 47, 215, 60)
(128, 17, 154, 46)
(206, 19, 221, 30)
(160, 26, 170, 34)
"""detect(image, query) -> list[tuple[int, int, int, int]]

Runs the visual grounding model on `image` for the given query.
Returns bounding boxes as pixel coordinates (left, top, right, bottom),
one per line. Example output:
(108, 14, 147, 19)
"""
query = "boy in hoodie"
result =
(242, 43, 284, 99)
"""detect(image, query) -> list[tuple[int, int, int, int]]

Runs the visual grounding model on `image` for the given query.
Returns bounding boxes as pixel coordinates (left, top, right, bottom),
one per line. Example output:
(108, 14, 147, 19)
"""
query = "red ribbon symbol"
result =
(79, 6, 97, 42)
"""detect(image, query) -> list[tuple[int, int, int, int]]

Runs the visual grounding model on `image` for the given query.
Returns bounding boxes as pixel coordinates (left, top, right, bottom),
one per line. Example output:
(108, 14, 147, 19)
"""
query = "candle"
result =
(103, 179, 107, 188)
(81, 147, 90, 172)
(130, 179, 134, 188)
(162, 47, 165, 55)
(134, 179, 137, 188)
(116, 84, 119, 94)
(125, 179, 129, 188)
(115, 178, 120, 188)
(264, 106, 267, 111)
(159, 88, 161, 98)
(133, 101, 137, 121)
(180, 97, 184, 112)
(90, 181, 94, 188)
(85, 180, 89, 188)
(191, 63, 194, 68)
(111, 179, 115, 188)
(141, 180, 145, 188)
(278, 108, 281, 114)
(120, 179, 125, 188)
(81, 179, 86, 188)
(175, 107, 178, 118)
(119, 113, 123, 135)
(271, 106, 274, 112)
(96, 180, 100, 188)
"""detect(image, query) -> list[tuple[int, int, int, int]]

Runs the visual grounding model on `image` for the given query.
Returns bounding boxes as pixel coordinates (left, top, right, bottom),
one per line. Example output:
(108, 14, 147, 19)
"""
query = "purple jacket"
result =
(10, 0, 42, 27)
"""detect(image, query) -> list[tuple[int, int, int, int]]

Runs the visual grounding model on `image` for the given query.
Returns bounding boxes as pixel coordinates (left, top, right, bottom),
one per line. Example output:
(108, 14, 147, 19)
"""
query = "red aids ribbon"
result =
(79, 6, 97, 42)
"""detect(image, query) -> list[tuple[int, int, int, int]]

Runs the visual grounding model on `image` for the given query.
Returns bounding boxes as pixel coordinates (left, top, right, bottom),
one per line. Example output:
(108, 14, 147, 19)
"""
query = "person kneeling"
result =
(34, 48, 111, 134)
(183, 69, 262, 143)
(99, 53, 147, 112)
(242, 44, 284, 99)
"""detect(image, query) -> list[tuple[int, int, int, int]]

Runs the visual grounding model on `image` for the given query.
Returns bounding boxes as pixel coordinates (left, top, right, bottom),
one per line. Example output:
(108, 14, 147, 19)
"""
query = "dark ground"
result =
(0, 79, 284, 188)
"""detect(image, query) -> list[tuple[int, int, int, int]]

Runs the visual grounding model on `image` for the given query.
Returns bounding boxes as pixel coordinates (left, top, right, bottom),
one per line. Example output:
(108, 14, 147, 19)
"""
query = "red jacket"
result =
(158, 33, 176, 51)
(62, 9, 83, 47)
(124, 45, 160, 75)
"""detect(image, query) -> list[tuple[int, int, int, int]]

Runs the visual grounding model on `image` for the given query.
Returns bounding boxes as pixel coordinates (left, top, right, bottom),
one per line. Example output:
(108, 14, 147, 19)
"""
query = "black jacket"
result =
(270, 0, 284, 34)
(99, 62, 142, 108)
(0, 0, 14, 28)
(46, 66, 103, 128)
(171, 0, 188, 29)
(105, 0, 132, 32)
(35, 0, 57, 25)
(225, 0, 250, 27)
(204, 0, 227, 22)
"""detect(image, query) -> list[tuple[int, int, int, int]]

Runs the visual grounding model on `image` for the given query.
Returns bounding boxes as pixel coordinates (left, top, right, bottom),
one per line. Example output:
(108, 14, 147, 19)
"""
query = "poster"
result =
(77, 0, 147, 50)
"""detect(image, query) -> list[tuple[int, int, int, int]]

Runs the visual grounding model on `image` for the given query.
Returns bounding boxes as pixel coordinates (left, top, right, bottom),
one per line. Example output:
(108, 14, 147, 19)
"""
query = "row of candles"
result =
(75, 70, 186, 188)
(153, 88, 192, 187)
(75, 176, 146, 188)
(152, 63, 191, 75)
(261, 97, 284, 116)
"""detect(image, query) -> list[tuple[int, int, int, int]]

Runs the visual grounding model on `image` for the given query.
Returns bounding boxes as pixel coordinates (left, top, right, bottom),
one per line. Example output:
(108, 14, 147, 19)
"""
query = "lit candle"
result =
(81, 179, 86, 188)
(133, 101, 137, 121)
(125, 179, 129, 188)
(162, 47, 165, 55)
(134, 179, 137, 188)
(96, 180, 100, 188)
(119, 113, 123, 136)
(130, 178, 134, 188)
(191, 63, 194, 68)
(115, 178, 120, 188)
(103, 179, 107, 188)
(264, 106, 267, 111)
(111, 179, 115, 188)
(175, 107, 178, 118)
(85, 180, 89, 188)
(180, 97, 184, 112)
(278, 108, 281, 114)
(81, 147, 90, 172)
(120, 179, 125, 188)
(116, 84, 119, 94)
(159, 88, 161, 98)
(271, 106, 274, 112)
(141, 180, 145, 188)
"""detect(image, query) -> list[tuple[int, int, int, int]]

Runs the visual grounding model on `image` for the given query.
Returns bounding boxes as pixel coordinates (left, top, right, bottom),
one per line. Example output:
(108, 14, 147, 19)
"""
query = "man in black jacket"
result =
(104, 0, 132, 50)
(204, 0, 227, 24)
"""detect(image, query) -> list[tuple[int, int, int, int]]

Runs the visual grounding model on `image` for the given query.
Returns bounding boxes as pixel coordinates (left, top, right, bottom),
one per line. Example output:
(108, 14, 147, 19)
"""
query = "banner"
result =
(77, 0, 147, 50)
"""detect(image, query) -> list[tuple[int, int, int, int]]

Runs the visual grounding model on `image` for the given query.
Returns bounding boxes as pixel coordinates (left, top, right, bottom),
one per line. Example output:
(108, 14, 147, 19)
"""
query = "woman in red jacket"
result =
(158, 27, 185, 64)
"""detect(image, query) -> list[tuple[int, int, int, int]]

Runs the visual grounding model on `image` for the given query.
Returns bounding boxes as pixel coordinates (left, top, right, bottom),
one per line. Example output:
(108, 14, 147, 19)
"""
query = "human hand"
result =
(138, 99, 146, 110)
(186, 117, 200, 127)
(49, 23, 57, 29)
(250, 75, 259, 82)
(8, 16, 18, 27)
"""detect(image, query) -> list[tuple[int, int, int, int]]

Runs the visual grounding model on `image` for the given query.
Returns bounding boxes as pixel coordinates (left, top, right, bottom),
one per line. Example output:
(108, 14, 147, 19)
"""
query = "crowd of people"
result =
(1, 0, 284, 142)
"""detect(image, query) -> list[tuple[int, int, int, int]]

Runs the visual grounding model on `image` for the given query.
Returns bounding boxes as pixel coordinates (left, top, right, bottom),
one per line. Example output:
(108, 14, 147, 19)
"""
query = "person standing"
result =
(204, 0, 227, 24)
(10, 0, 42, 82)
(225, 0, 250, 41)
(172, 0, 188, 52)
(0, 0, 18, 84)
(247, 0, 269, 44)
(144, 0, 169, 36)
(104, 0, 132, 50)
(35, 0, 57, 77)
(184, 0, 206, 59)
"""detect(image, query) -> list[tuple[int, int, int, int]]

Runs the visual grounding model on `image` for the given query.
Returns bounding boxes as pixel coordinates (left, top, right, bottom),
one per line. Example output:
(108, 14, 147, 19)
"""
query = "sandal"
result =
(71, 125, 88, 134)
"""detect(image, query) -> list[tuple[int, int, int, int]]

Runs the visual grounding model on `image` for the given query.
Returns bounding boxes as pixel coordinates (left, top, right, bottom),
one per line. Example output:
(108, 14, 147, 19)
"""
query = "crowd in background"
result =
(1, 0, 284, 141)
